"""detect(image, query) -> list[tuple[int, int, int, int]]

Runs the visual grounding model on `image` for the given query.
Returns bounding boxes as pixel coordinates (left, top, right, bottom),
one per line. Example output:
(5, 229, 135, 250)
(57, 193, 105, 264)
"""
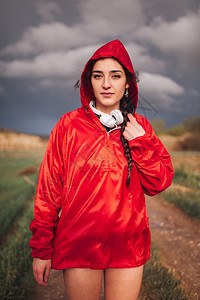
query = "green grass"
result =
(0, 151, 43, 239)
(162, 164, 200, 219)
(0, 175, 37, 239)
(172, 164, 200, 189)
(163, 190, 200, 219)
(139, 243, 190, 299)
(0, 150, 44, 300)
(0, 203, 36, 300)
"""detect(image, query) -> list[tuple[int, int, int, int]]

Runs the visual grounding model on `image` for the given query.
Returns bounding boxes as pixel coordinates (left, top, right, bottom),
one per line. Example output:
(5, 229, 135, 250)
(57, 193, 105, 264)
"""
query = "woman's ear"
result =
(126, 82, 129, 89)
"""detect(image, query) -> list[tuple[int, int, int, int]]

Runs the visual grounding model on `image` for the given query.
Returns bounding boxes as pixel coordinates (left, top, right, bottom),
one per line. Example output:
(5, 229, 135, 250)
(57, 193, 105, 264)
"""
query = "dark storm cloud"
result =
(0, 0, 199, 134)
(0, 0, 81, 42)
(141, 0, 200, 22)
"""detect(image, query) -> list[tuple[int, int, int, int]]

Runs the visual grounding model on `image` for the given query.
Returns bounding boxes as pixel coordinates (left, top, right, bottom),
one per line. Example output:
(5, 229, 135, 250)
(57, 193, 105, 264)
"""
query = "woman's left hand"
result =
(123, 113, 146, 141)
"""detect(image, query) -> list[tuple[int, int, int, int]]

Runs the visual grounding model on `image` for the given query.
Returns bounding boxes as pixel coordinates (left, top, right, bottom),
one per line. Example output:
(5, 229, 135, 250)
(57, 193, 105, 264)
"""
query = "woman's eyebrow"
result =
(111, 70, 123, 73)
(92, 70, 123, 73)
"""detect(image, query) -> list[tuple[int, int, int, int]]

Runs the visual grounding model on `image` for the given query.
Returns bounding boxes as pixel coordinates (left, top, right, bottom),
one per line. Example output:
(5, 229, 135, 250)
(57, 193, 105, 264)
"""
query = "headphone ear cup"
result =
(110, 110, 124, 125)
(89, 101, 123, 128)
(100, 114, 116, 128)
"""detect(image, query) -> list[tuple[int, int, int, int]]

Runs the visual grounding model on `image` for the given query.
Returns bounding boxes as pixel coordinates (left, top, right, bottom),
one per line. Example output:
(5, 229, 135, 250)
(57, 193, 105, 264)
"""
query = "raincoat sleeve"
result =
(129, 114, 174, 196)
(29, 120, 64, 260)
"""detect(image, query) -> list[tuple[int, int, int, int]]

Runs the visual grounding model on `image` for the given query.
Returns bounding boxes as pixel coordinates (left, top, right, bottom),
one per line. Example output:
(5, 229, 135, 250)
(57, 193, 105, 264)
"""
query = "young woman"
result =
(29, 39, 174, 300)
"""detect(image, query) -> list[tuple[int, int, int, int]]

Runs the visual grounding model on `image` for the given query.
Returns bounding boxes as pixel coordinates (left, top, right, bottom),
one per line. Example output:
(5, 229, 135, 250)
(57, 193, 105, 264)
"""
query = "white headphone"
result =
(89, 101, 124, 128)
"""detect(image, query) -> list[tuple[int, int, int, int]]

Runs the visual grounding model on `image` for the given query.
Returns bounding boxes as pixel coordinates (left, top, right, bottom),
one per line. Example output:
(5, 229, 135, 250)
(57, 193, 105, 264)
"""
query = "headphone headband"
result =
(89, 101, 123, 128)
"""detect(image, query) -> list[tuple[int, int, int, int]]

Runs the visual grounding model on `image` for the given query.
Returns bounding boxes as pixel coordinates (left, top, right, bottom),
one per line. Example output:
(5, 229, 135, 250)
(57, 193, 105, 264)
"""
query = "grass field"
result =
(0, 150, 44, 300)
(0, 150, 193, 299)
(162, 151, 200, 219)
(140, 243, 190, 300)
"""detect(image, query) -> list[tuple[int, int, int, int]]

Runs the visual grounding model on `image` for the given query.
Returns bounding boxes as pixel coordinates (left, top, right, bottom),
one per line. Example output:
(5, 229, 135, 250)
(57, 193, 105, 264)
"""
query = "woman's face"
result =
(91, 58, 129, 114)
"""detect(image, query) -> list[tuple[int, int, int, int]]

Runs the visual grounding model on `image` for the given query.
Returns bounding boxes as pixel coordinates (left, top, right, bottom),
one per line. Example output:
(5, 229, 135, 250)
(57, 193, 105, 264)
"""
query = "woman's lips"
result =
(100, 93, 114, 97)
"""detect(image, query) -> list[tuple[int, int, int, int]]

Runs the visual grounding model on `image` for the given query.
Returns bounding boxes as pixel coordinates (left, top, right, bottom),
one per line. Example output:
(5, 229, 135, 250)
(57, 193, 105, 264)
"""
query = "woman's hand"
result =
(33, 258, 51, 286)
(123, 113, 146, 141)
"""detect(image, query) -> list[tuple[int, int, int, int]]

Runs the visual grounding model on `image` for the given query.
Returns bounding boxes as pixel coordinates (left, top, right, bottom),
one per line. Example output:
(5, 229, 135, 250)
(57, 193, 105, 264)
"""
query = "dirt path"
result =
(31, 195, 200, 299)
(146, 194, 200, 298)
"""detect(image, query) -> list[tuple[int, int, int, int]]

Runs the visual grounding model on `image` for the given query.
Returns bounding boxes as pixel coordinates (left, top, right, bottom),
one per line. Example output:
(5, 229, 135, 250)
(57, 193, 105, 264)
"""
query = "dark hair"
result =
(75, 57, 139, 188)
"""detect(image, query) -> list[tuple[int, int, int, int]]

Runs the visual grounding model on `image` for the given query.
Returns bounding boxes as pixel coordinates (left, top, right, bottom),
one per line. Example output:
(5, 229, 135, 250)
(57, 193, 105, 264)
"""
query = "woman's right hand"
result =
(33, 258, 51, 286)
(123, 113, 146, 140)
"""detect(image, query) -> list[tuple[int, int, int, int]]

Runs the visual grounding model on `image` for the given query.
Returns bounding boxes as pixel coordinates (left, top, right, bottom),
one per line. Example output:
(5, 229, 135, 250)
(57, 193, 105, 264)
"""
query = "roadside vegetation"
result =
(0, 162, 37, 239)
(0, 203, 35, 300)
(139, 242, 191, 300)
(162, 153, 200, 219)
(0, 153, 40, 238)
(151, 116, 200, 219)
(0, 151, 42, 300)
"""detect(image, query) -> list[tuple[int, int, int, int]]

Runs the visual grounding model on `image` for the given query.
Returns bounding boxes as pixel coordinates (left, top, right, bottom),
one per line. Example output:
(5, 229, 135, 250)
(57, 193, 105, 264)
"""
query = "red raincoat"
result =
(29, 40, 174, 269)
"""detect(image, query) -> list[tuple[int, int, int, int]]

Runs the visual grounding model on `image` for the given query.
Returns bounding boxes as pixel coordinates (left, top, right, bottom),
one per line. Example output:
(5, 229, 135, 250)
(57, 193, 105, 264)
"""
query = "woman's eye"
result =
(112, 75, 121, 79)
(93, 74, 102, 79)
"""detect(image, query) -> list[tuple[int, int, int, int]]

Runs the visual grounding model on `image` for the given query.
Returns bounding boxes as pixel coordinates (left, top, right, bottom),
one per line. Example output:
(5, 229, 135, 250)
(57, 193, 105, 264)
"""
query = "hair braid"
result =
(77, 56, 138, 188)
(120, 96, 134, 188)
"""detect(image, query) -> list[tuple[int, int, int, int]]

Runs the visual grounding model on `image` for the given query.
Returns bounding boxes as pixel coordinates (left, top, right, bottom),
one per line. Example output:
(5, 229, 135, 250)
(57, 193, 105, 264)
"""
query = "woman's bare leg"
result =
(104, 265, 144, 300)
(63, 268, 103, 300)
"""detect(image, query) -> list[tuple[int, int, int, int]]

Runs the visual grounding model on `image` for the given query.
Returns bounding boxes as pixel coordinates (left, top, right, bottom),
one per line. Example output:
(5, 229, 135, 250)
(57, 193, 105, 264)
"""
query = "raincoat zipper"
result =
(105, 126, 121, 148)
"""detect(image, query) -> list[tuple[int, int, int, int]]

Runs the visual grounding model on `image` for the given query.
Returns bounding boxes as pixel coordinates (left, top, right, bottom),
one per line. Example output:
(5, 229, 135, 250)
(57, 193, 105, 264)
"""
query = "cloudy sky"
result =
(0, 0, 199, 135)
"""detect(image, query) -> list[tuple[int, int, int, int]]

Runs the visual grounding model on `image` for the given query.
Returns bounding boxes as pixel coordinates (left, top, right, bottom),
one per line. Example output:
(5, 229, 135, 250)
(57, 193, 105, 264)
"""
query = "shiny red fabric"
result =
(29, 39, 174, 269)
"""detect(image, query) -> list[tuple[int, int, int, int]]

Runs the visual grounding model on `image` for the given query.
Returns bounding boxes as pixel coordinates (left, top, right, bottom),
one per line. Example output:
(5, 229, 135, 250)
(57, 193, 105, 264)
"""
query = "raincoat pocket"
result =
(128, 218, 151, 262)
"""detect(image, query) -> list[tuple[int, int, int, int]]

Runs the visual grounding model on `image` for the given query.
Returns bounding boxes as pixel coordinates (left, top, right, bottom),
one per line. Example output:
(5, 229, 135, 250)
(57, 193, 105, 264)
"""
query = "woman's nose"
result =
(102, 76, 111, 89)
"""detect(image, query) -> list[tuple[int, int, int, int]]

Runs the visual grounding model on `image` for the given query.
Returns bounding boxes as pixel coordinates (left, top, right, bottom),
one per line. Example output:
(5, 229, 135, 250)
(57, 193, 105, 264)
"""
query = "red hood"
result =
(80, 39, 138, 113)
